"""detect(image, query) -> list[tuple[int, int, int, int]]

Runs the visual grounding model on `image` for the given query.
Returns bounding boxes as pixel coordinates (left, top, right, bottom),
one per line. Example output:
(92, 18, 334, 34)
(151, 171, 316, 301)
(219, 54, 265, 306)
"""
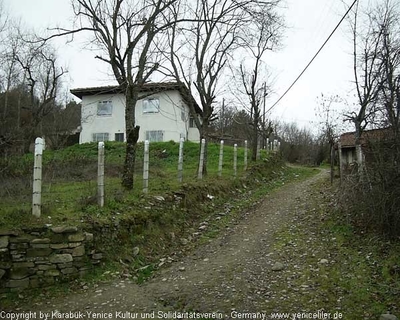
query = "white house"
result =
(70, 82, 201, 144)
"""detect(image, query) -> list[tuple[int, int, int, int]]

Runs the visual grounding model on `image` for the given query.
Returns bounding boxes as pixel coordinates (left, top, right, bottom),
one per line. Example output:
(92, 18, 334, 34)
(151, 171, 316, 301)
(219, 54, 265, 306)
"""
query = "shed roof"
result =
(340, 127, 392, 148)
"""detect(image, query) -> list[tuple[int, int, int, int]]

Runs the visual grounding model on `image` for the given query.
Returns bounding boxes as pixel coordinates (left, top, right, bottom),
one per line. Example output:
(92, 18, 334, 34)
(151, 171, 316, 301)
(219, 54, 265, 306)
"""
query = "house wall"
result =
(80, 90, 200, 143)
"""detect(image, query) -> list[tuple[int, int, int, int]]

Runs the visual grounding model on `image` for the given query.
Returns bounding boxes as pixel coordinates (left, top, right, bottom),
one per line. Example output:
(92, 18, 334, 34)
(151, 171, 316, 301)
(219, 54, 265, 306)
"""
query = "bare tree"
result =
(374, 1, 400, 131)
(166, 0, 282, 175)
(14, 38, 67, 152)
(344, 1, 386, 169)
(316, 93, 343, 183)
(45, 0, 177, 189)
(237, 7, 282, 160)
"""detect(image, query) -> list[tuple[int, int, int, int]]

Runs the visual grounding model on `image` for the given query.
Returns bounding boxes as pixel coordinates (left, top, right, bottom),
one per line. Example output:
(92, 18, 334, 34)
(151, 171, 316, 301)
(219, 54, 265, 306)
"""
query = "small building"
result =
(70, 82, 201, 144)
(339, 128, 392, 172)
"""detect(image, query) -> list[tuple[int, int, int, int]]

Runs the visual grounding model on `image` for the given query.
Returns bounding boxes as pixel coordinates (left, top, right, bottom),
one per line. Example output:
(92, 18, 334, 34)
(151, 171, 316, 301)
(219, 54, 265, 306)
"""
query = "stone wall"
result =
(0, 225, 103, 292)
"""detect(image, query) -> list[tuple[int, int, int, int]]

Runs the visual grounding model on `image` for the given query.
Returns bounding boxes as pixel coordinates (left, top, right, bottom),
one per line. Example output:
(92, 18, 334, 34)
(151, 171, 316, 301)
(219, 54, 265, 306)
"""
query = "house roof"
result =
(339, 127, 392, 148)
(70, 82, 202, 115)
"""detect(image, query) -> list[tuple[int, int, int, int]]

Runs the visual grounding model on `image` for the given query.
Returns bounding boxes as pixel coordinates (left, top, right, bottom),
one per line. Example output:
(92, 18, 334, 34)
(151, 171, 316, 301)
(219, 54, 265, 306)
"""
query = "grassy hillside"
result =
(0, 141, 266, 227)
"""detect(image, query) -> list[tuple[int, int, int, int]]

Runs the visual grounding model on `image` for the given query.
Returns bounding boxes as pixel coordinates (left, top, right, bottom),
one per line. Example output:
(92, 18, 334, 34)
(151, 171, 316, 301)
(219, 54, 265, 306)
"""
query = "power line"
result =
(266, 0, 358, 114)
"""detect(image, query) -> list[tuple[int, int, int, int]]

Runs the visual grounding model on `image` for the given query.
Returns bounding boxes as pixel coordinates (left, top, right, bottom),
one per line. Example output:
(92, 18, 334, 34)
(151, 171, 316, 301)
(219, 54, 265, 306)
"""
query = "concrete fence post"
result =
(218, 140, 224, 177)
(233, 144, 238, 177)
(266, 138, 270, 151)
(97, 141, 105, 207)
(244, 140, 248, 171)
(178, 138, 184, 183)
(256, 137, 261, 160)
(274, 139, 278, 152)
(143, 140, 149, 193)
(198, 138, 206, 180)
(32, 137, 45, 217)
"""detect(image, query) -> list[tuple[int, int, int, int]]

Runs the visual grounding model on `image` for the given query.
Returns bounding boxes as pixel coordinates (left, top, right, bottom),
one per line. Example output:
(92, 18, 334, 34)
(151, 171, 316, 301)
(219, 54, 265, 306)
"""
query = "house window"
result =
(115, 133, 124, 142)
(189, 117, 196, 128)
(143, 98, 160, 114)
(145, 130, 164, 142)
(97, 100, 113, 116)
(92, 133, 109, 142)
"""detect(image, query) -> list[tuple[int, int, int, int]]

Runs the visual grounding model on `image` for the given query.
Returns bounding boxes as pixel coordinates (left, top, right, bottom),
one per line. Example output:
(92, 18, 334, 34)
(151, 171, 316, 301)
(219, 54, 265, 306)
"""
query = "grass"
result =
(266, 177, 400, 318)
(0, 141, 267, 228)
(1, 143, 319, 309)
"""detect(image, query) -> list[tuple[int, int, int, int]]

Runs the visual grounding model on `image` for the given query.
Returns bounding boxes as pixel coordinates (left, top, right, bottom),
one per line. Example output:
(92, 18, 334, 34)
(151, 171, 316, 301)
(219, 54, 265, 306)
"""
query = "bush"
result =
(340, 134, 400, 238)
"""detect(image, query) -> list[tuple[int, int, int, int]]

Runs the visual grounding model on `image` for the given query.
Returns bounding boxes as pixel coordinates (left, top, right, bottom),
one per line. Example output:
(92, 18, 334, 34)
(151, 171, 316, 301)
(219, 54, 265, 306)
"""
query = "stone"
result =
(57, 262, 73, 269)
(0, 230, 19, 236)
(26, 248, 52, 257)
(50, 234, 69, 244)
(272, 262, 285, 271)
(319, 259, 329, 264)
(60, 267, 78, 275)
(9, 237, 31, 243)
(10, 243, 28, 250)
(153, 196, 165, 201)
(31, 244, 50, 249)
(72, 246, 85, 257)
(31, 238, 51, 244)
(13, 262, 34, 268)
(0, 262, 11, 269)
(84, 233, 94, 242)
(0, 269, 5, 279)
(132, 247, 140, 256)
(73, 261, 87, 268)
(51, 226, 78, 234)
(380, 315, 398, 320)
(68, 242, 81, 248)
(49, 254, 73, 264)
(180, 238, 188, 245)
(10, 267, 34, 280)
(92, 253, 103, 260)
(45, 269, 60, 277)
(11, 254, 25, 262)
(38, 264, 54, 271)
(50, 243, 69, 249)
(0, 236, 9, 248)
(68, 233, 85, 242)
(6, 278, 29, 288)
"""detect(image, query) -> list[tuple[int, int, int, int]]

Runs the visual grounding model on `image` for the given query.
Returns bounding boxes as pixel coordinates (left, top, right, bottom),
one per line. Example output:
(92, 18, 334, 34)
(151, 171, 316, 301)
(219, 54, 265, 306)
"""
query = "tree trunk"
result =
(121, 85, 140, 190)
(330, 142, 334, 185)
(354, 123, 363, 168)
(251, 112, 259, 161)
(198, 119, 209, 177)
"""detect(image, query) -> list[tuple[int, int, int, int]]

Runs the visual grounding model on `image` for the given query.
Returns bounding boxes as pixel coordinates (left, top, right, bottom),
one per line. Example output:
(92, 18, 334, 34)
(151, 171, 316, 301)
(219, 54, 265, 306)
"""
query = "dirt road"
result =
(11, 169, 331, 319)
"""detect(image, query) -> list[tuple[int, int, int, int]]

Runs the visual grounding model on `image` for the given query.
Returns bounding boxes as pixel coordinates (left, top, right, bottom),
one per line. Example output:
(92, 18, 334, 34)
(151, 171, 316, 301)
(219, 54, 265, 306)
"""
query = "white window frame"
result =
(143, 98, 160, 114)
(145, 130, 164, 142)
(97, 100, 113, 116)
(92, 133, 109, 142)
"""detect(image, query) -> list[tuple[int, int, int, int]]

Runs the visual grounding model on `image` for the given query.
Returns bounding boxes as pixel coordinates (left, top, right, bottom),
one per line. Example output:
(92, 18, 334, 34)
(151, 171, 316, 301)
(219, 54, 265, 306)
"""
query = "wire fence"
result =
(0, 138, 279, 220)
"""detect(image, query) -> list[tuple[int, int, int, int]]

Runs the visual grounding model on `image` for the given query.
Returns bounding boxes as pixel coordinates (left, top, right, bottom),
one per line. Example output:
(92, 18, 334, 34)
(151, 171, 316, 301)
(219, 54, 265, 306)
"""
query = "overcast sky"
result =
(5, 0, 360, 133)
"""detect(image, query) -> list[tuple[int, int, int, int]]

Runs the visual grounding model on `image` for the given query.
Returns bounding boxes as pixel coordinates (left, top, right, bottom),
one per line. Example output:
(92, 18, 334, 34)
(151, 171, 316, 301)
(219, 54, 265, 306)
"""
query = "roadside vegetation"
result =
(0, 141, 320, 309)
(268, 178, 400, 318)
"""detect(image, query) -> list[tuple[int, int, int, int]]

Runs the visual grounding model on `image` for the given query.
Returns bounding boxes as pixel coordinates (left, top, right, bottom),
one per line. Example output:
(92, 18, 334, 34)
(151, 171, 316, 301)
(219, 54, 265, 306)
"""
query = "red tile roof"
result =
(340, 128, 392, 148)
